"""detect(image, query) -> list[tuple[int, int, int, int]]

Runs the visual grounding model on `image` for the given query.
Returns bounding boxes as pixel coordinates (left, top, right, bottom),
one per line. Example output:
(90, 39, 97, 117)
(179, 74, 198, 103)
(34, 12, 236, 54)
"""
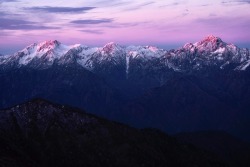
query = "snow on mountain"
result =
(161, 35, 250, 71)
(75, 45, 98, 69)
(94, 42, 125, 62)
(100, 42, 123, 55)
(0, 40, 72, 68)
(126, 45, 166, 59)
(18, 40, 71, 65)
(125, 45, 167, 75)
(193, 35, 226, 52)
(0, 36, 249, 72)
(235, 59, 250, 70)
(0, 54, 9, 63)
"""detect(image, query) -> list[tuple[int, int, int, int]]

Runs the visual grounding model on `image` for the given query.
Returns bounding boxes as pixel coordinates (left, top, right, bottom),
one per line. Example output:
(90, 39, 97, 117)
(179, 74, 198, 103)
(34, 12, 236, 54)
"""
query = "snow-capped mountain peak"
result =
(194, 35, 226, 52)
(0, 36, 249, 71)
(17, 40, 72, 66)
(70, 44, 83, 49)
(126, 45, 166, 59)
(144, 46, 159, 52)
(37, 40, 60, 52)
(101, 42, 123, 54)
(199, 35, 223, 44)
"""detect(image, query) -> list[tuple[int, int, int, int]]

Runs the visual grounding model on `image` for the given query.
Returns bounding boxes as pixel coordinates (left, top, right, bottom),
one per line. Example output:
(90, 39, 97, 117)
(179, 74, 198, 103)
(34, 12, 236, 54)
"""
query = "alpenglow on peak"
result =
(0, 36, 249, 71)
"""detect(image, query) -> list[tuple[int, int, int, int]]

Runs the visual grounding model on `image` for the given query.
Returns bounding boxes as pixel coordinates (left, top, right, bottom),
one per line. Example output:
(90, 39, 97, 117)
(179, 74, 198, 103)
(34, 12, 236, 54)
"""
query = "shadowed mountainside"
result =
(176, 131, 250, 167)
(0, 99, 227, 167)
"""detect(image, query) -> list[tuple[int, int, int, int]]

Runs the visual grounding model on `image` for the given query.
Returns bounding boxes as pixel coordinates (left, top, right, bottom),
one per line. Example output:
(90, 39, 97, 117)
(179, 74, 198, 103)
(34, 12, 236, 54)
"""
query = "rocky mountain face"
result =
(121, 71, 250, 140)
(0, 99, 227, 167)
(0, 35, 250, 140)
(0, 65, 124, 118)
(1, 35, 249, 96)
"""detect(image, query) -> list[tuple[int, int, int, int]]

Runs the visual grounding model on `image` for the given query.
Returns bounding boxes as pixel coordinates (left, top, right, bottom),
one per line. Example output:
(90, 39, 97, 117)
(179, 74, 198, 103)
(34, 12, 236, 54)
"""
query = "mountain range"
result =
(0, 35, 250, 141)
(0, 99, 236, 167)
(1, 35, 249, 72)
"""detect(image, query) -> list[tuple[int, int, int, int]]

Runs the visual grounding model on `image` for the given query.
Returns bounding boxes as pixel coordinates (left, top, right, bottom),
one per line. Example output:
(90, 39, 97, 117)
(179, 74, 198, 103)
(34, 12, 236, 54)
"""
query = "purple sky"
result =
(0, 0, 250, 54)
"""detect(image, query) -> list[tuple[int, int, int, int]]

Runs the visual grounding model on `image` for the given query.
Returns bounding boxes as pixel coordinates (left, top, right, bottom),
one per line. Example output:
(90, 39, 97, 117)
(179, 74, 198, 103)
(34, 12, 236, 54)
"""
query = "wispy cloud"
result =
(200, 4, 212, 6)
(24, 6, 96, 13)
(0, 0, 18, 3)
(159, 2, 179, 8)
(104, 22, 145, 28)
(209, 13, 217, 17)
(87, 0, 132, 7)
(195, 17, 227, 25)
(222, 0, 250, 4)
(240, 0, 250, 3)
(233, 0, 250, 2)
(0, 31, 11, 36)
(0, 11, 21, 17)
(0, 0, 249, 51)
(123, 1, 155, 11)
(0, 18, 59, 30)
(71, 18, 113, 25)
(79, 29, 104, 34)
(194, 16, 250, 29)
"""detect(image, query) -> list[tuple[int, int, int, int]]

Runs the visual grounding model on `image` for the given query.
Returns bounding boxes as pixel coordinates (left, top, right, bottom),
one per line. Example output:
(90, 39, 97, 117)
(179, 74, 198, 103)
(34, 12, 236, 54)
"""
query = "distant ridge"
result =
(0, 35, 250, 141)
(0, 99, 227, 167)
(0, 35, 249, 71)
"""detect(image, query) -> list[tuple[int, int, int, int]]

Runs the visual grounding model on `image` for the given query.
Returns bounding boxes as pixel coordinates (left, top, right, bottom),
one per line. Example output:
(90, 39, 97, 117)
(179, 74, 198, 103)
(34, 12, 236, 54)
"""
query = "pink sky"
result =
(0, 0, 250, 54)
